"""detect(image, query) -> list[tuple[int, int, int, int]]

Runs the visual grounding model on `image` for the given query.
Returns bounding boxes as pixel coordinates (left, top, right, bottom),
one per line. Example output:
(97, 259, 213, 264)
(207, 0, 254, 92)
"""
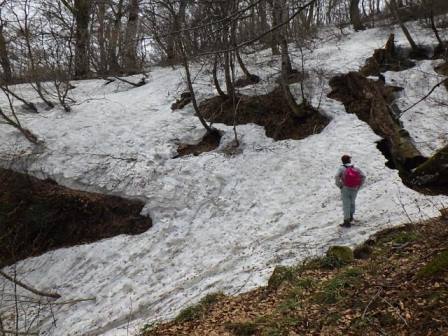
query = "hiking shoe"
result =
(340, 220, 351, 228)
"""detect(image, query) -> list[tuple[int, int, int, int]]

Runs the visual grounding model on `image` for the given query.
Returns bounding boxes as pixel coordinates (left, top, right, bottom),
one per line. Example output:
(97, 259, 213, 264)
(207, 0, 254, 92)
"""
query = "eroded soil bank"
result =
(0, 168, 152, 267)
(199, 87, 330, 141)
(175, 129, 223, 158)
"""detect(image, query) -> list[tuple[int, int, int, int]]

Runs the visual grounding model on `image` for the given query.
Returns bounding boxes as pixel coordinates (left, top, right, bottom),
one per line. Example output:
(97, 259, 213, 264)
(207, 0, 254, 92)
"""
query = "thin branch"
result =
(0, 86, 37, 113)
(400, 78, 448, 116)
(0, 271, 61, 299)
(157, 0, 264, 38)
(362, 288, 383, 319)
(197, 0, 318, 57)
(381, 297, 409, 327)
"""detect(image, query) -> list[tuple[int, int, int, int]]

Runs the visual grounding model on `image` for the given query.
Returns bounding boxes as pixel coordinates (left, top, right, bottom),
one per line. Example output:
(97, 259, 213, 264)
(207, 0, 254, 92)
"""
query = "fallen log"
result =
(328, 71, 426, 171)
(410, 145, 448, 189)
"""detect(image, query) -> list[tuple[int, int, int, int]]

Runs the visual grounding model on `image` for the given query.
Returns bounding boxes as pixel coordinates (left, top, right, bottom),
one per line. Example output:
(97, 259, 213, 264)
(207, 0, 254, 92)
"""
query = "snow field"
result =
(0, 24, 447, 335)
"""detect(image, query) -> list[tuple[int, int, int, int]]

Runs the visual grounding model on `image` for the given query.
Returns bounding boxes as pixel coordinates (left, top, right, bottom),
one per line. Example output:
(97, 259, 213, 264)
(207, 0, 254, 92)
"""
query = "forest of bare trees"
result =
(0, 0, 446, 144)
(0, 0, 445, 83)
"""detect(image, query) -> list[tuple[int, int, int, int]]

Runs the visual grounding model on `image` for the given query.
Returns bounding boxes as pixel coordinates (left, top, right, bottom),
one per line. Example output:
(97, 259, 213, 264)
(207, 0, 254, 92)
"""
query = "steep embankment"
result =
(143, 210, 448, 336)
(0, 168, 151, 267)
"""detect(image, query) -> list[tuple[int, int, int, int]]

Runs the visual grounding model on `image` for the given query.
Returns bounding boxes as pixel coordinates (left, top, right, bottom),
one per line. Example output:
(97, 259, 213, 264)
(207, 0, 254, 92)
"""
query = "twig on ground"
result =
(381, 297, 409, 327)
(0, 271, 61, 299)
(362, 288, 383, 319)
(0, 329, 38, 335)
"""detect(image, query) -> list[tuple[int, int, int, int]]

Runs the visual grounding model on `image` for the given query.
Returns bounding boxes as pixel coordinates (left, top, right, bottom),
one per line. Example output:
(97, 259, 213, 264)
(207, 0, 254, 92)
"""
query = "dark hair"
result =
(341, 155, 351, 164)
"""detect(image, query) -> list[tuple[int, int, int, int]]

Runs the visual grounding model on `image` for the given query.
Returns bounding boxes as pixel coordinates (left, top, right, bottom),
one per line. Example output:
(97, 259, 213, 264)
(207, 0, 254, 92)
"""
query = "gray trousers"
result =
(341, 187, 358, 221)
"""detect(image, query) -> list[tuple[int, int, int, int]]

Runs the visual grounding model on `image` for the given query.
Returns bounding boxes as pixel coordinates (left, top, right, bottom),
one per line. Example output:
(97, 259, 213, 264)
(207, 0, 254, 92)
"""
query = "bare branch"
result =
(0, 271, 61, 299)
(400, 78, 448, 116)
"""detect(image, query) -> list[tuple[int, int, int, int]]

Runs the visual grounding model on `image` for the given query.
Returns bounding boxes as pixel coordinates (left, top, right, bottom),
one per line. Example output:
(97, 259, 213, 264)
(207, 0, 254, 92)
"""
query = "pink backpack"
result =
(343, 166, 362, 188)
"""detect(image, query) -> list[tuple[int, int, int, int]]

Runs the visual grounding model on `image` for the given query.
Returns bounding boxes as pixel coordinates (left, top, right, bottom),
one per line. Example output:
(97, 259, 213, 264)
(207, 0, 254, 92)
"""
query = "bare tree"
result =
(387, 0, 422, 55)
(123, 0, 141, 74)
(0, 20, 12, 84)
(60, 0, 92, 78)
(349, 0, 365, 31)
(10, 0, 55, 108)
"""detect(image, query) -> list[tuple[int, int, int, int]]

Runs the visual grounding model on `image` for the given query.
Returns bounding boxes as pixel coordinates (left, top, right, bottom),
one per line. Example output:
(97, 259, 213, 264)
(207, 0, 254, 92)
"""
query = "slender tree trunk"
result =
(123, 0, 140, 74)
(235, 48, 255, 80)
(280, 36, 293, 77)
(96, 2, 107, 76)
(178, 39, 213, 133)
(388, 0, 420, 53)
(280, 80, 309, 118)
(269, 0, 281, 55)
(213, 54, 227, 98)
(0, 24, 12, 84)
(74, 0, 91, 78)
(224, 50, 235, 99)
(429, 7, 444, 51)
(306, 2, 315, 30)
(109, 0, 124, 74)
(258, 0, 269, 45)
(166, 0, 188, 65)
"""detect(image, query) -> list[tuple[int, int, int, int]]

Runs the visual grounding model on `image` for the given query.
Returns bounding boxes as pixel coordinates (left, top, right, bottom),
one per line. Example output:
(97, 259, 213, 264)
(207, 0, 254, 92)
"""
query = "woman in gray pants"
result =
(335, 155, 366, 227)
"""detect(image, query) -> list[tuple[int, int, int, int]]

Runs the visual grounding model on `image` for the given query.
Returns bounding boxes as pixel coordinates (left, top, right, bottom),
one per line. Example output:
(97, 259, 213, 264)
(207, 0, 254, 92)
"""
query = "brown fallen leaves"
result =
(143, 213, 448, 336)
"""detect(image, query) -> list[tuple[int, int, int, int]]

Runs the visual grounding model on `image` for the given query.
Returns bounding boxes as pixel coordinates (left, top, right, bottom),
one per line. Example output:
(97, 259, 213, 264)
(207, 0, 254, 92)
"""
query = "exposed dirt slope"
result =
(199, 88, 329, 141)
(0, 168, 152, 267)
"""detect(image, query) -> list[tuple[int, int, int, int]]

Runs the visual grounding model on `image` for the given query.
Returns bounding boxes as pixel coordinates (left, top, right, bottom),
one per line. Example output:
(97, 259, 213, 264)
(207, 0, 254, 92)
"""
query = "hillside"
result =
(0, 20, 448, 336)
(143, 211, 448, 335)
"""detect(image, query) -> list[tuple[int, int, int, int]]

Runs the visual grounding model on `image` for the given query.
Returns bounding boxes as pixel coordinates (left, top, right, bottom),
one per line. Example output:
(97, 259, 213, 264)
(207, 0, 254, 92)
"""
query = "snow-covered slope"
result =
(1, 24, 447, 336)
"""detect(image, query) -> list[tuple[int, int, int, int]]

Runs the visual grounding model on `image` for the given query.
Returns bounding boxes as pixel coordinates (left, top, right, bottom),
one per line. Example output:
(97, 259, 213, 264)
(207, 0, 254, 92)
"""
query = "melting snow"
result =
(0, 24, 447, 335)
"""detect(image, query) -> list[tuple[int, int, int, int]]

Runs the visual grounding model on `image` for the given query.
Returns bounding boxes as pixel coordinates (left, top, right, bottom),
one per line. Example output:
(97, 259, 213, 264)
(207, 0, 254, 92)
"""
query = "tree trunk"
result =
(166, 0, 188, 65)
(410, 145, 448, 189)
(96, 2, 107, 76)
(0, 24, 12, 84)
(178, 39, 213, 134)
(257, 0, 270, 45)
(213, 54, 227, 99)
(349, 0, 365, 31)
(224, 50, 235, 99)
(428, 6, 445, 52)
(109, 0, 124, 74)
(280, 80, 309, 118)
(74, 0, 91, 79)
(305, 1, 315, 30)
(123, 0, 140, 74)
(388, 0, 420, 53)
(269, 0, 281, 55)
(328, 72, 425, 170)
(280, 36, 293, 78)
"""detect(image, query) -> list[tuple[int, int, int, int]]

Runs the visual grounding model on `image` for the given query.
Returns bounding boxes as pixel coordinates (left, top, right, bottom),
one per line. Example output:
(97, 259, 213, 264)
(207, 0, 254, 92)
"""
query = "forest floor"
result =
(143, 210, 448, 336)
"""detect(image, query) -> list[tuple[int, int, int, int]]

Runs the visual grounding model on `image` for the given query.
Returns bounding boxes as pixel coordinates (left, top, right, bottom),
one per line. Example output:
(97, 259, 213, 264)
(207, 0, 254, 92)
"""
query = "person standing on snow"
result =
(335, 154, 366, 228)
